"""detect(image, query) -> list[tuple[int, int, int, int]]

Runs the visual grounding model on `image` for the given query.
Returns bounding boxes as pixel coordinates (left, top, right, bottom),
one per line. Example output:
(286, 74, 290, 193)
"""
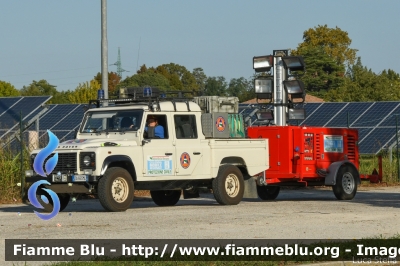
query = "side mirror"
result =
(141, 139, 151, 146)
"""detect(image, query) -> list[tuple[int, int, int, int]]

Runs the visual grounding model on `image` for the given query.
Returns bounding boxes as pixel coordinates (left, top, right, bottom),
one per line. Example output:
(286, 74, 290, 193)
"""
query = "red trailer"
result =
(247, 125, 381, 200)
(248, 50, 381, 201)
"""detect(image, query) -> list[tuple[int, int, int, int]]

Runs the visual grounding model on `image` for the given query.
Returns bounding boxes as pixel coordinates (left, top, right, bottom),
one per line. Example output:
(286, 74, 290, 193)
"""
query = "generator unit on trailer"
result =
(247, 49, 379, 201)
(247, 125, 361, 200)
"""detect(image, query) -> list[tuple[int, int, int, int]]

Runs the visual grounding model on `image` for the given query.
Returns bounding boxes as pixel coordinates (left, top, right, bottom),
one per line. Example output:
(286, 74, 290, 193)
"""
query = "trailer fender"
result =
(324, 161, 360, 186)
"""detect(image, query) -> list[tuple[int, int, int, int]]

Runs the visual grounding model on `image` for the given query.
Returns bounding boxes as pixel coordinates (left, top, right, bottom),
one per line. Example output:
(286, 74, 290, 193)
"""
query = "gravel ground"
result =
(1, 186, 399, 265)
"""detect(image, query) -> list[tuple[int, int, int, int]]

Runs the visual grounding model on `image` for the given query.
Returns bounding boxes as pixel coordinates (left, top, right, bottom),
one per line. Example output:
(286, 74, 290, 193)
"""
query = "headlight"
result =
(83, 155, 91, 166)
(80, 152, 96, 170)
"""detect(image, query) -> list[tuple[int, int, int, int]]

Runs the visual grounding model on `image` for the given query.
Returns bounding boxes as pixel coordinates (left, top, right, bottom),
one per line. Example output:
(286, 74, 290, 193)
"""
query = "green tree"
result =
(181, 71, 198, 92)
(20, 80, 56, 96)
(119, 63, 200, 93)
(56, 91, 72, 104)
(384, 69, 400, 81)
(204, 76, 227, 96)
(68, 79, 101, 103)
(227, 77, 254, 102)
(154, 65, 183, 91)
(94, 72, 121, 96)
(20, 79, 69, 104)
(296, 46, 345, 96)
(154, 63, 198, 92)
(136, 64, 148, 74)
(324, 58, 400, 102)
(293, 24, 357, 66)
(192, 68, 207, 95)
(0, 81, 20, 97)
(119, 71, 172, 92)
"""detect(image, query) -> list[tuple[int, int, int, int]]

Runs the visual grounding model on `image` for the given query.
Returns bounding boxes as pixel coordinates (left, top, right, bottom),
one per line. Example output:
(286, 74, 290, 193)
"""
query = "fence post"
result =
(20, 111, 25, 200)
(397, 115, 400, 182)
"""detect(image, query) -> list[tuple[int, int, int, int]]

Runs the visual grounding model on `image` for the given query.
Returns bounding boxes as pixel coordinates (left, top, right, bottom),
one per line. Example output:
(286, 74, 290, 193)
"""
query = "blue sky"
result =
(1, 1, 399, 92)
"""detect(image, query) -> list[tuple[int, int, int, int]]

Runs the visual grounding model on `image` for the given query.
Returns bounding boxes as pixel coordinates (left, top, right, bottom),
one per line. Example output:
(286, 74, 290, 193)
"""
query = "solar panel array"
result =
(0, 96, 51, 140)
(25, 103, 85, 143)
(239, 102, 400, 154)
(1, 97, 399, 155)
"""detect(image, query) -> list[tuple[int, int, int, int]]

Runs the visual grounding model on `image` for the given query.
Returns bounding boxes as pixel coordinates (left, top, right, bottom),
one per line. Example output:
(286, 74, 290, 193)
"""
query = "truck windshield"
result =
(81, 110, 144, 133)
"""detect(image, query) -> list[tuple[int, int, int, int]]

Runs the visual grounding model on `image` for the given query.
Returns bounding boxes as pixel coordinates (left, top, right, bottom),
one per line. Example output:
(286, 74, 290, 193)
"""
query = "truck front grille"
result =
(54, 153, 77, 172)
(42, 153, 77, 173)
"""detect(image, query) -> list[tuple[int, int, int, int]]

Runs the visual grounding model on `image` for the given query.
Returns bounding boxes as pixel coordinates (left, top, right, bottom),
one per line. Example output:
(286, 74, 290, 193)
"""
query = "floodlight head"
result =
(288, 108, 306, 120)
(282, 56, 305, 71)
(256, 109, 274, 121)
(283, 80, 305, 101)
(254, 77, 273, 100)
(253, 55, 273, 72)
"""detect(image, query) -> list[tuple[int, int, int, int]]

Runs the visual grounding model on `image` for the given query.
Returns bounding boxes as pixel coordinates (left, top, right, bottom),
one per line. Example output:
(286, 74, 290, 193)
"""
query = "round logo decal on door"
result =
(180, 152, 191, 169)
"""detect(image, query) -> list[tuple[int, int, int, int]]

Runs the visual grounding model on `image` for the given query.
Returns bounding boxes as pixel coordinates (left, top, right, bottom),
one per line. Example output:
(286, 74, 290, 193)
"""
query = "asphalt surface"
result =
(1, 186, 400, 265)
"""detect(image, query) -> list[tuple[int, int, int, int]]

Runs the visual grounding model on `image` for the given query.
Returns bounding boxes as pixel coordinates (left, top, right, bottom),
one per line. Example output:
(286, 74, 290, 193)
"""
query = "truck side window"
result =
(174, 115, 197, 139)
(144, 114, 168, 139)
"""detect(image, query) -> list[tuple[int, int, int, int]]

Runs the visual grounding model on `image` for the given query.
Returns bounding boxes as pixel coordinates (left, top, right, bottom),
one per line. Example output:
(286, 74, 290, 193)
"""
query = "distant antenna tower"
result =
(111, 47, 129, 77)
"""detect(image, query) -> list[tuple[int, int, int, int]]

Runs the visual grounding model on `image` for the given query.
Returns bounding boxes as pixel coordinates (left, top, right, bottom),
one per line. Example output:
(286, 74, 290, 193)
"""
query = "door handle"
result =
(193, 152, 201, 155)
(165, 153, 173, 155)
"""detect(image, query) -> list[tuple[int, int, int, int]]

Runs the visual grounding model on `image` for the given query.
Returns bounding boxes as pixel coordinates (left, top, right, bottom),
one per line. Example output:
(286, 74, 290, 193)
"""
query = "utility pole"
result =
(101, 0, 108, 102)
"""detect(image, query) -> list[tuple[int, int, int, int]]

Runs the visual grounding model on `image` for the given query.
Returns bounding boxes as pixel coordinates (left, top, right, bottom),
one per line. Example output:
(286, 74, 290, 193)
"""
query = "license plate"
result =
(72, 175, 87, 182)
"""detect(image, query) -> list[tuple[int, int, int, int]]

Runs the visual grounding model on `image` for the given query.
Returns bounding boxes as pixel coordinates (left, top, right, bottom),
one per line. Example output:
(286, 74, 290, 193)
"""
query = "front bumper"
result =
(25, 171, 98, 194)
(25, 171, 100, 183)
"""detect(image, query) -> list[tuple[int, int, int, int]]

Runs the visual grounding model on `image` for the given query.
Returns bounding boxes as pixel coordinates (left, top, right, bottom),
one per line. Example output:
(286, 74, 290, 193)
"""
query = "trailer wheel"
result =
(212, 165, 244, 205)
(98, 167, 134, 212)
(36, 189, 70, 212)
(257, 186, 280, 200)
(332, 165, 357, 200)
(150, 190, 181, 206)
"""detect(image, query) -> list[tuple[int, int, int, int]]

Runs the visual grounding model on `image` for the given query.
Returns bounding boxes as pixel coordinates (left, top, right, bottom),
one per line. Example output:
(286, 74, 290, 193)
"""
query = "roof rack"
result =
(88, 87, 198, 112)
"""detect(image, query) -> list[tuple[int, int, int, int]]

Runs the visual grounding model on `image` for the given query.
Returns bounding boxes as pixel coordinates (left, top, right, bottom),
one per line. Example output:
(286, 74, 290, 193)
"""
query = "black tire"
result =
(150, 190, 181, 206)
(98, 167, 134, 212)
(332, 165, 358, 200)
(212, 165, 244, 205)
(36, 189, 70, 212)
(36, 188, 53, 213)
(58, 193, 70, 211)
(257, 186, 280, 200)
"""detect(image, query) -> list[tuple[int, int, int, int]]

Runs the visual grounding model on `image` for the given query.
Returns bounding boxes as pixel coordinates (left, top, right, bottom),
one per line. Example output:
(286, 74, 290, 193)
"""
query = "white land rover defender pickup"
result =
(26, 89, 269, 212)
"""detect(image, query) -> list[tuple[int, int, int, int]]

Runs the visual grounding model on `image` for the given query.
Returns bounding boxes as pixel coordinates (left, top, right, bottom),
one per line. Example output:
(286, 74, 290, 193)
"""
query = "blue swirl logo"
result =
(28, 130, 60, 220)
(28, 180, 60, 220)
(33, 130, 59, 177)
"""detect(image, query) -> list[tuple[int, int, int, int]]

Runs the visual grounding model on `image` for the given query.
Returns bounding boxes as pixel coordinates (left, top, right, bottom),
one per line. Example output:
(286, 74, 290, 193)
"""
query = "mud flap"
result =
(242, 175, 258, 199)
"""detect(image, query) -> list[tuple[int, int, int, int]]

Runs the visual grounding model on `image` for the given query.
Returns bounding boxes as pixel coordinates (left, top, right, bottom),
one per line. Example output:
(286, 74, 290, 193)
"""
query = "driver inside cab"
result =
(144, 115, 164, 138)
